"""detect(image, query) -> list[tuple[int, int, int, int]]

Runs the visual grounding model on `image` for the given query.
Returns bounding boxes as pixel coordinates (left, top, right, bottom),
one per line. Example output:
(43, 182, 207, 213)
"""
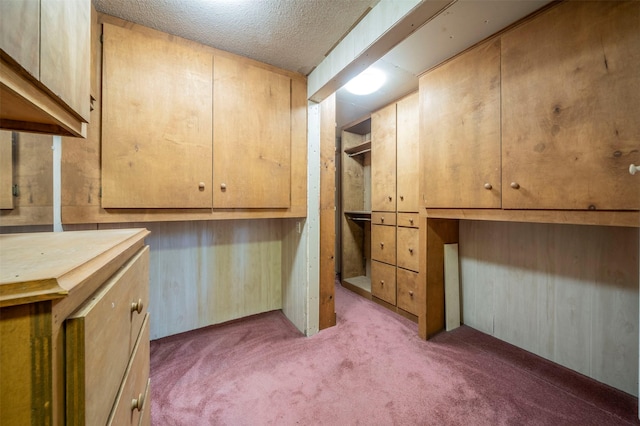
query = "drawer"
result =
(66, 246, 150, 426)
(371, 212, 396, 226)
(397, 227, 419, 272)
(371, 261, 396, 305)
(397, 268, 422, 316)
(108, 314, 150, 426)
(371, 224, 396, 265)
(397, 213, 419, 228)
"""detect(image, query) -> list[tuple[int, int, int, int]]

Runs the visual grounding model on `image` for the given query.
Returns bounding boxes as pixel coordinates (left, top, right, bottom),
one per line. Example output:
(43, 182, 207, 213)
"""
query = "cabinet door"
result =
(371, 103, 396, 212)
(420, 39, 501, 209)
(396, 226, 419, 273)
(371, 224, 396, 265)
(502, 1, 640, 210)
(371, 260, 396, 305)
(213, 56, 291, 208)
(0, 131, 12, 210)
(396, 93, 419, 212)
(41, 0, 91, 122)
(101, 24, 213, 208)
(0, 0, 39, 79)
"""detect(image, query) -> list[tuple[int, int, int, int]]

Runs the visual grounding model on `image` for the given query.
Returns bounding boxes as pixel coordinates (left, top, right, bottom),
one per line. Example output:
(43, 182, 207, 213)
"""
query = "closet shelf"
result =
(344, 141, 371, 157)
(345, 210, 371, 222)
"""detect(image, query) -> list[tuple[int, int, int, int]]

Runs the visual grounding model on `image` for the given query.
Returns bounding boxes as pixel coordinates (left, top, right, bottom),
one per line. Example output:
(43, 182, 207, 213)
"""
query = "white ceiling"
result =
(92, 0, 551, 131)
(92, 0, 381, 76)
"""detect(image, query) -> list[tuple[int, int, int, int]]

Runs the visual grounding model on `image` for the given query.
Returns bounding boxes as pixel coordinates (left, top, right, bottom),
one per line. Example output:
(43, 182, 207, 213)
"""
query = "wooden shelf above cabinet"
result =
(344, 140, 371, 157)
(0, 56, 87, 137)
(344, 210, 372, 222)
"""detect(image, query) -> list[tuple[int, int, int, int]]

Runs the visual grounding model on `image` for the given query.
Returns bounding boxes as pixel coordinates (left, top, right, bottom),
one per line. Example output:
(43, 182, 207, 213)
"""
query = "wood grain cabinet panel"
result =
(371, 103, 396, 212)
(501, 1, 640, 210)
(40, 0, 91, 122)
(101, 23, 213, 209)
(371, 260, 396, 305)
(396, 92, 419, 213)
(397, 268, 421, 316)
(397, 226, 419, 273)
(372, 212, 395, 226)
(213, 55, 291, 208)
(420, 38, 501, 209)
(0, 131, 13, 209)
(371, 224, 396, 265)
(0, 0, 40, 79)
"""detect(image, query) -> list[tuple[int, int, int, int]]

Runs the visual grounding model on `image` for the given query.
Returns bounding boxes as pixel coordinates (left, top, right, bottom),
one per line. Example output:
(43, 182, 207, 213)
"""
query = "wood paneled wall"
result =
(459, 220, 639, 395)
(89, 220, 284, 340)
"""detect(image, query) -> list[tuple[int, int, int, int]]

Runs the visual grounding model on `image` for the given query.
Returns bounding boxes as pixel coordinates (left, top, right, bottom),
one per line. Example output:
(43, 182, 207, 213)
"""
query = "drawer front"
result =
(371, 212, 396, 226)
(397, 213, 419, 228)
(66, 246, 150, 426)
(396, 227, 419, 272)
(109, 314, 150, 426)
(397, 268, 422, 316)
(371, 261, 396, 305)
(371, 224, 396, 265)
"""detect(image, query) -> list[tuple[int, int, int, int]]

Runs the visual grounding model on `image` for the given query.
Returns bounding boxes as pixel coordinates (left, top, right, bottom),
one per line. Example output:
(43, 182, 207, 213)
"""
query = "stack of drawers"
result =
(66, 246, 151, 426)
(371, 212, 422, 317)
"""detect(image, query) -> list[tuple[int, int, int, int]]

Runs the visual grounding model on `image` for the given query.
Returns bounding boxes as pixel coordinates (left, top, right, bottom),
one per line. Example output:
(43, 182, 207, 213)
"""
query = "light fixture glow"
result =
(344, 67, 386, 95)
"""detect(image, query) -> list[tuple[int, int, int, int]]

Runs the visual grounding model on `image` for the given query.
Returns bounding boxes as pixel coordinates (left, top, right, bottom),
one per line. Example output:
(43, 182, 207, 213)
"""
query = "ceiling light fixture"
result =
(344, 67, 386, 95)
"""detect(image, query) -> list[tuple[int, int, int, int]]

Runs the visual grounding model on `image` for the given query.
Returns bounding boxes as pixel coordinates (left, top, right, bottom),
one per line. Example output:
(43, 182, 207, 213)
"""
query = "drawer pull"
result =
(400, 195, 404, 201)
(198, 182, 205, 190)
(131, 299, 144, 314)
(409, 218, 414, 224)
(409, 291, 414, 297)
(510, 182, 520, 189)
(484, 183, 492, 190)
(131, 393, 144, 412)
(380, 280, 384, 286)
(380, 242, 384, 248)
(380, 217, 384, 223)
(631, 164, 639, 175)
(388, 196, 392, 201)
(408, 248, 413, 254)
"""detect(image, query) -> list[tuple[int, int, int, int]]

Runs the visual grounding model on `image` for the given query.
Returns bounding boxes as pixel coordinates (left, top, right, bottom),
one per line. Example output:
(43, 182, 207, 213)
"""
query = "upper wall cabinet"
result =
(396, 92, 419, 213)
(371, 103, 397, 212)
(213, 56, 291, 209)
(420, 39, 501, 209)
(101, 23, 213, 209)
(0, 0, 90, 137)
(501, 1, 639, 211)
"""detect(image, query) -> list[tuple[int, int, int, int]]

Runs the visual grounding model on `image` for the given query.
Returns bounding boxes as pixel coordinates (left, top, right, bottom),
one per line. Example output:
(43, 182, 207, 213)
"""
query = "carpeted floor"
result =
(150, 281, 639, 425)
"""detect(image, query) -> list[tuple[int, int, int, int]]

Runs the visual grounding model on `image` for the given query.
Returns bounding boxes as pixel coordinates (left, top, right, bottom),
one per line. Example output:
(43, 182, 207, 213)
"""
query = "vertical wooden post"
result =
(418, 217, 459, 339)
(319, 93, 337, 329)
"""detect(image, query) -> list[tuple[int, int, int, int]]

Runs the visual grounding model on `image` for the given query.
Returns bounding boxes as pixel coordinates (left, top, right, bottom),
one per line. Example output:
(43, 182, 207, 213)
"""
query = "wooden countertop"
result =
(0, 228, 150, 307)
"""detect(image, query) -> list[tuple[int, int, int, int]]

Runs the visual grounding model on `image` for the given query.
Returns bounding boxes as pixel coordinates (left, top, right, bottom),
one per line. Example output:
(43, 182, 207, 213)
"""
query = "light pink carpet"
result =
(150, 282, 638, 425)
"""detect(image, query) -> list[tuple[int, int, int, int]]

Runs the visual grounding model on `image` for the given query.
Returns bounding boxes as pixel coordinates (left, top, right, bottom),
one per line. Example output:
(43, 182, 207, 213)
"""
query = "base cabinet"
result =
(0, 229, 150, 426)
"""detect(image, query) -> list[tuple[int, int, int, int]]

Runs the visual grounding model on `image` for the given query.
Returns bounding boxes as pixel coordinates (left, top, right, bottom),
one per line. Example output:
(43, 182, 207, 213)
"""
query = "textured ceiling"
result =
(92, 0, 380, 76)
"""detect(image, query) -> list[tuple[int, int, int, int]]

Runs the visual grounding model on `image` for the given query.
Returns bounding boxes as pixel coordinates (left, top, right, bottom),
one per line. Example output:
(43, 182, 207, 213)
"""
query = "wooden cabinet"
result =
(66, 247, 149, 425)
(0, 0, 90, 137)
(396, 93, 420, 212)
(213, 56, 291, 208)
(371, 260, 396, 305)
(0, 228, 149, 426)
(419, 38, 501, 209)
(419, 1, 639, 226)
(101, 23, 213, 209)
(70, 15, 307, 221)
(0, 130, 53, 227)
(501, 0, 640, 211)
(371, 103, 396, 212)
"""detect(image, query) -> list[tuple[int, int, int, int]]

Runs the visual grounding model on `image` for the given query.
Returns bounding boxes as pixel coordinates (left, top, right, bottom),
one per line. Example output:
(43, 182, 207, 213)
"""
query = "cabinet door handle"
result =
(388, 196, 392, 201)
(630, 164, 639, 175)
(380, 242, 384, 248)
(380, 280, 384, 286)
(484, 183, 492, 190)
(198, 182, 205, 190)
(408, 248, 413, 254)
(131, 299, 144, 314)
(131, 393, 144, 412)
(220, 183, 227, 190)
(399, 195, 404, 201)
(510, 182, 520, 189)
(409, 291, 414, 297)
